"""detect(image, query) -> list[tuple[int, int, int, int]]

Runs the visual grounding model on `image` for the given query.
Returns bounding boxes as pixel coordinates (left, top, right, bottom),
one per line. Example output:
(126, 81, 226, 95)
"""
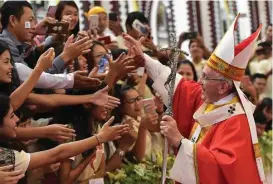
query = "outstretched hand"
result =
(97, 117, 129, 143)
(88, 67, 108, 79)
(108, 52, 136, 78)
(73, 70, 102, 89)
(45, 124, 76, 143)
(90, 86, 120, 109)
(36, 47, 55, 71)
(122, 33, 145, 57)
(61, 34, 93, 62)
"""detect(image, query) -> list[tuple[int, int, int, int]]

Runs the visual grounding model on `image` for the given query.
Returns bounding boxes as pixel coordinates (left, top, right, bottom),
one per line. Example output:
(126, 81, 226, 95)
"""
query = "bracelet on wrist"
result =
(94, 134, 101, 144)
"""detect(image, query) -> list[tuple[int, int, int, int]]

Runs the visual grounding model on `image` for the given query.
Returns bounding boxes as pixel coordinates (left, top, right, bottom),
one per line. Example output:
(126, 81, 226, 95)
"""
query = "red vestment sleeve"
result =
(196, 114, 261, 184)
(173, 79, 203, 138)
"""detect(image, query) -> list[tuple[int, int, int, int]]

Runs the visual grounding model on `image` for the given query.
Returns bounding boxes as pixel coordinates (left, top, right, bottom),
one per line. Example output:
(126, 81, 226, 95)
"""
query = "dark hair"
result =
(251, 73, 267, 82)
(0, 94, 10, 125)
(254, 98, 272, 126)
(177, 59, 198, 82)
(111, 48, 127, 60)
(258, 41, 272, 49)
(254, 111, 267, 125)
(85, 40, 108, 73)
(255, 98, 272, 113)
(125, 11, 149, 31)
(55, 1, 79, 36)
(112, 85, 139, 124)
(0, 41, 20, 96)
(0, 1, 32, 29)
(188, 39, 200, 49)
(0, 40, 9, 55)
(49, 86, 107, 157)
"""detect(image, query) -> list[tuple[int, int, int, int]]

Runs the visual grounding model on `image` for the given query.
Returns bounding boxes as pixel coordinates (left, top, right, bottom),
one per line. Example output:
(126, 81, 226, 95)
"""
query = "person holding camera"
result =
(177, 32, 211, 79)
(85, 6, 118, 50)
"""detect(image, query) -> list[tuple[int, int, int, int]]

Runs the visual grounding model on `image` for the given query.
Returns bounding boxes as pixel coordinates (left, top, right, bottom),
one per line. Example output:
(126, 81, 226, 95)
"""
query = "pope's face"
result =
(198, 65, 227, 103)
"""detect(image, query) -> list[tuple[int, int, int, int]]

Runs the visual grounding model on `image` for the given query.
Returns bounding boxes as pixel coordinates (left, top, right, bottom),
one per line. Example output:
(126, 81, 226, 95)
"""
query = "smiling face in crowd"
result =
(0, 104, 19, 139)
(61, 4, 79, 31)
(178, 63, 194, 81)
(0, 49, 13, 84)
(91, 105, 108, 122)
(122, 89, 143, 118)
(189, 41, 204, 61)
(77, 55, 88, 72)
(92, 44, 108, 66)
(97, 12, 108, 34)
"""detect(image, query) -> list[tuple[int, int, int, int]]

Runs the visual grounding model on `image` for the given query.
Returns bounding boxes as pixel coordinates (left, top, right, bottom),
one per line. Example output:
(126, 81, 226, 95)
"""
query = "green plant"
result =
(105, 149, 175, 184)
(259, 130, 272, 174)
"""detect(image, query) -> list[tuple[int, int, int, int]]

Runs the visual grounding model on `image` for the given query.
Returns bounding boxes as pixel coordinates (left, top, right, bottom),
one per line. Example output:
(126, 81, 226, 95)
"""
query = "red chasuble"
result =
(172, 79, 262, 184)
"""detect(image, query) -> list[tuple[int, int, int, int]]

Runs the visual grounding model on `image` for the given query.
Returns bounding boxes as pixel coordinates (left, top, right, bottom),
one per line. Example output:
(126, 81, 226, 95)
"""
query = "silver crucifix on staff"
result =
(160, 33, 189, 184)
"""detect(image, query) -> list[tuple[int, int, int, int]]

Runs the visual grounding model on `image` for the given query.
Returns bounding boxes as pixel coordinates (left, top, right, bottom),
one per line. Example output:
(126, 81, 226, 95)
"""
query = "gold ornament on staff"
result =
(160, 33, 188, 184)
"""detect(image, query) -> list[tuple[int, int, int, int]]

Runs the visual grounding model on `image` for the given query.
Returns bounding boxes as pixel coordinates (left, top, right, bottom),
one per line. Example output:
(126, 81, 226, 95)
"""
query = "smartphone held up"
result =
(143, 98, 156, 114)
(89, 14, 99, 30)
(47, 22, 69, 34)
(183, 32, 197, 40)
(98, 55, 109, 73)
(132, 19, 150, 37)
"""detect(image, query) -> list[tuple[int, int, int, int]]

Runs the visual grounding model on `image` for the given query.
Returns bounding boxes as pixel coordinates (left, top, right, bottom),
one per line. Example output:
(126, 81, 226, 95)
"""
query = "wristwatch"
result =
(116, 148, 125, 157)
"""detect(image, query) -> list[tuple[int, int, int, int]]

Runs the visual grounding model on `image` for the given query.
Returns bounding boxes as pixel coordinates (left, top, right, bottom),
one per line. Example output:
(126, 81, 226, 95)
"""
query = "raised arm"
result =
(15, 124, 76, 143)
(15, 62, 74, 89)
(122, 33, 182, 105)
(10, 48, 55, 111)
(27, 117, 128, 170)
(26, 86, 120, 109)
(137, 72, 148, 97)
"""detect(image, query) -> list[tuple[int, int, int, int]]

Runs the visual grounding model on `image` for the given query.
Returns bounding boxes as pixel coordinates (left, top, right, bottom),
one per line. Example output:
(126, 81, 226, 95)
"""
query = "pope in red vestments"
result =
(172, 79, 261, 184)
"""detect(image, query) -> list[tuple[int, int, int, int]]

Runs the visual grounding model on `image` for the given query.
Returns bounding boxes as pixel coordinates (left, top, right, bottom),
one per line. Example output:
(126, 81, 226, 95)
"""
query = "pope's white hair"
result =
(215, 72, 235, 93)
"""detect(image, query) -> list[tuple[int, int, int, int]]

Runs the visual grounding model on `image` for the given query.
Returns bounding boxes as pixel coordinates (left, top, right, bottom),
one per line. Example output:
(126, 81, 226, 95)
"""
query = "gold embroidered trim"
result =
(207, 53, 245, 81)
(253, 143, 261, 158)
(193, 144, 199, 184)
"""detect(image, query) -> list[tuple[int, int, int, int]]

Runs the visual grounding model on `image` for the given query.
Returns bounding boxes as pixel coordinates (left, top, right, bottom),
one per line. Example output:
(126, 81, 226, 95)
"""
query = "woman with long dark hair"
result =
(0, 41, 56, 111)
(177, 59, 198, 82)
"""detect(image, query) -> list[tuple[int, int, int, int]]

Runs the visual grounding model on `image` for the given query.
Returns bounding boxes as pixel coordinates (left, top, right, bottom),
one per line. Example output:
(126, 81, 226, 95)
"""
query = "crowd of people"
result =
(0, 1, 271, 184)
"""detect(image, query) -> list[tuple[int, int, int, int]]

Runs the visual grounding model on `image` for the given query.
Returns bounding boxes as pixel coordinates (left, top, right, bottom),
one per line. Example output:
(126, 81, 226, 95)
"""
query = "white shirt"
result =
(15, 63, 74, 89)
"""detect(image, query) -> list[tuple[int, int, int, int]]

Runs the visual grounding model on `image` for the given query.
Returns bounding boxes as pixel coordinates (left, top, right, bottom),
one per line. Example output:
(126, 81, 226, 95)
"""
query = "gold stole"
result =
(189, 96, 240, 143)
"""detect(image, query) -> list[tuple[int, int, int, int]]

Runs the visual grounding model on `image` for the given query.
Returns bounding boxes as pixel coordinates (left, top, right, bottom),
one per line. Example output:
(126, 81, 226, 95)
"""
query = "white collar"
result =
(213, 93, 237, 105)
